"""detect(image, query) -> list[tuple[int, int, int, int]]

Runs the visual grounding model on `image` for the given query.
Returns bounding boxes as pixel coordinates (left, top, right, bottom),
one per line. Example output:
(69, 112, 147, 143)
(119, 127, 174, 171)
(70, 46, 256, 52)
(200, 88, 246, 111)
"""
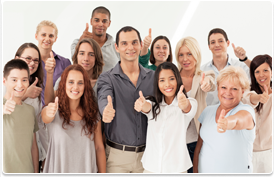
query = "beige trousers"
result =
(252, 149, 272, 173)
(143, 169, 187, 173)
(105, 144, 144, 173)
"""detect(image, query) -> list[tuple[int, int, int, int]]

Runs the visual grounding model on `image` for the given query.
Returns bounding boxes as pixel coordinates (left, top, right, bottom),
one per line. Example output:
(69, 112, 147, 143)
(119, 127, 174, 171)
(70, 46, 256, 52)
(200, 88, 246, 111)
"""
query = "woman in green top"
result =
(139, 35, 173, 70)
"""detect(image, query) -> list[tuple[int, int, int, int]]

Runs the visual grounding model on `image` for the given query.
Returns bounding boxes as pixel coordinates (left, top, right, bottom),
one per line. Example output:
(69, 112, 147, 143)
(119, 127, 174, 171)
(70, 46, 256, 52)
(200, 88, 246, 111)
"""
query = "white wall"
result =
(2, 1, 273, 68)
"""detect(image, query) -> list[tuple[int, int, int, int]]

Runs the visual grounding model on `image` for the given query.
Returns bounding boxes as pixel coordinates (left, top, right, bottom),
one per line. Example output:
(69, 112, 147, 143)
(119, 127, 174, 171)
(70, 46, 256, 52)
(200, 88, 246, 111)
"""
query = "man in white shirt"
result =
(71, 6, 120, 73)
(201, 28, 251, 106)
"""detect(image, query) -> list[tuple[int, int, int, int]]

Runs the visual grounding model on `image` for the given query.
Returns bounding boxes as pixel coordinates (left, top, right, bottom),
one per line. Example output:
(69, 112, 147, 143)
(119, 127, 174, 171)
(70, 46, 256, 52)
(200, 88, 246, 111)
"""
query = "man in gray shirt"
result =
(97, 26, 154, 173)
(71, 6, 119, 73)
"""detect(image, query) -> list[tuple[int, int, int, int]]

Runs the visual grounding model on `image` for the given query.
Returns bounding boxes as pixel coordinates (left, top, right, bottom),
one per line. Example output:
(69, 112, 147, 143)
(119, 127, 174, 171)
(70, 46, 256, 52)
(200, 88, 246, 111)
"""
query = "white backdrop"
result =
(2, 1, 273, 68)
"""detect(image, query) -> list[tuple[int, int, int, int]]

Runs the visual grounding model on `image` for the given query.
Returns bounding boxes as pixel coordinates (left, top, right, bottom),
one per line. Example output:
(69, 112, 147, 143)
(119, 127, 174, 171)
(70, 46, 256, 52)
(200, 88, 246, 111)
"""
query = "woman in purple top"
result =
(35, 20, 71, 106)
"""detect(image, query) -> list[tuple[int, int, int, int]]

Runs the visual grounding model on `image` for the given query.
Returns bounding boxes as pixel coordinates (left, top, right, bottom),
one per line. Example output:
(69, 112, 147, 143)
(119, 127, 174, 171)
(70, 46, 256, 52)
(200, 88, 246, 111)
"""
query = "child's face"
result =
(158, 69, 177, 99)
(3, 69, 29, 98)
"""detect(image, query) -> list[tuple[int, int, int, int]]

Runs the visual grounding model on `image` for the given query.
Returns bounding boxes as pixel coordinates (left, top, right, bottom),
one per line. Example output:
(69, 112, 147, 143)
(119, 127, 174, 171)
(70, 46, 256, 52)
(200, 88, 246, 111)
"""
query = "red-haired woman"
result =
(41, 64, 106, 173)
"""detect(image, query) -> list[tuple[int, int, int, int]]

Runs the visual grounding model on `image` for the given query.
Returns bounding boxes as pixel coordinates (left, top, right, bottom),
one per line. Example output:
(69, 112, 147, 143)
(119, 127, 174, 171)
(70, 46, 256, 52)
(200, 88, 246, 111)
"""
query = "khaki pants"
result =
(105, 144, 144, 173)
(143, 169, 187, 173)
(252, 149, 272, 173)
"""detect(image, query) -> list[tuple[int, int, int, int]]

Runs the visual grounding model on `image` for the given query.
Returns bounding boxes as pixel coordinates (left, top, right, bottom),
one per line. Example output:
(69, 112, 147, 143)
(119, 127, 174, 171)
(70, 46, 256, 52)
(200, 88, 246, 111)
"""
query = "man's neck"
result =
(93, 33, 108, 47)
(39, 47, 52, 63)
(120, 59, 140, 76)
(212, 54, 228, 71)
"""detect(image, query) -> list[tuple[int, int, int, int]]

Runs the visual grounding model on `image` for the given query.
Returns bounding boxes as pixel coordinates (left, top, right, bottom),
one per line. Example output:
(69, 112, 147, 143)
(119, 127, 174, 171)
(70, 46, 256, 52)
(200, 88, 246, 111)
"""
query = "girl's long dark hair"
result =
(250, 54, 272, 113)
(147, 62, 188, 120)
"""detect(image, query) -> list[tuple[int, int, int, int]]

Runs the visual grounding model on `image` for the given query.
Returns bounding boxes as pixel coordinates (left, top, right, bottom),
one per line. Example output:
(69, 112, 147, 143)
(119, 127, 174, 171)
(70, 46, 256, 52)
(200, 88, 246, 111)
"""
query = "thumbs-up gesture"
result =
(200, 73, 211, 92)
(102, 95, 116, 123)
(80, 23, 93, 41)
(143, 28, 152, 49)
(3, 92, 16, 115)
(134, 91, 146, 112)
(177, 85, 190, 111)
(232, 43, 246, 60)
(217, 109, 227, 133)
(45, 51, 56, 74)
(259, 85, 270, 104)
(46, 97, 58, 118)
(24, 77, 42, 99)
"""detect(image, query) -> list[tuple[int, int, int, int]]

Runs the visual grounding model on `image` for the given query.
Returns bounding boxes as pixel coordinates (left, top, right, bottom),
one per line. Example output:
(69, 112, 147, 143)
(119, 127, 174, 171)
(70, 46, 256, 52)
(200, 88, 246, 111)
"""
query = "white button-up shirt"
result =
(141, 97, 198, 173)
(201, 55, 250, 106)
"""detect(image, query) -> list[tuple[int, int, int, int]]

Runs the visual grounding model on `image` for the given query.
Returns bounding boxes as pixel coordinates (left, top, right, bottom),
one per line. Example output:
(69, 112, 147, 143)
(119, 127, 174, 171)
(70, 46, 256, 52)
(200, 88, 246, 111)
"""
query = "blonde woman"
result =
(175, 36, 216, 173)
(193, 66, 255, 173)
(35, 20, 71, 106)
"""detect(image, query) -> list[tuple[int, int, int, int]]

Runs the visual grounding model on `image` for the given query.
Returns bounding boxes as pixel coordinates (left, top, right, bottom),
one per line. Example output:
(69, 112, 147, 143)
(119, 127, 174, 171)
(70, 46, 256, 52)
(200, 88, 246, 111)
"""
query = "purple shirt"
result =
(41, 51, 71, 105)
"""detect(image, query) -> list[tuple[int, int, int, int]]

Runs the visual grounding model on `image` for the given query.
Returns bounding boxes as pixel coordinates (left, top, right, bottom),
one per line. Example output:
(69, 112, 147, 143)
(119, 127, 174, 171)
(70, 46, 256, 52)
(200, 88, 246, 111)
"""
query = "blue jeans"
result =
(187, 141, 197, 173)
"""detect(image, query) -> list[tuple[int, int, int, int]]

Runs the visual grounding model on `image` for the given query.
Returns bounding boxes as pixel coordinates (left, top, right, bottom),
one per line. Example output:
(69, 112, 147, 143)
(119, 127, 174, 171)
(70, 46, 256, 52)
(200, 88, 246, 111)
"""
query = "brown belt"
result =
(106, 139, 145, 153)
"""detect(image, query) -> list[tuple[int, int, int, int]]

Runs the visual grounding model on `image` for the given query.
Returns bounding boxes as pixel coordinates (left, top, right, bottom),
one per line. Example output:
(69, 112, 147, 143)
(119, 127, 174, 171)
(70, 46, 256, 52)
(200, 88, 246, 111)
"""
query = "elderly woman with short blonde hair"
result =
(193, 66, 256, 173)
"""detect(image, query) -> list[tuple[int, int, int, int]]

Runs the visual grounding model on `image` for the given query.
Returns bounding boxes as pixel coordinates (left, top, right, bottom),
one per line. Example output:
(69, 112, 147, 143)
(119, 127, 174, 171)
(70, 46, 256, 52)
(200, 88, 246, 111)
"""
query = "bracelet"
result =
(239, 56, 248, 62)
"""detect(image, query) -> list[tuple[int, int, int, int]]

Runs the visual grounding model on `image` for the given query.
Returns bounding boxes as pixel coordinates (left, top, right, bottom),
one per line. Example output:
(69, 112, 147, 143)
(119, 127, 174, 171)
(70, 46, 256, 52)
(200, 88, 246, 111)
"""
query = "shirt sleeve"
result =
(97, 72, 114, 116)
(241, 90, 259, 108)
(71, 39, 79, 58)
(198, 106, 209, 124)
(54, 77, 61, 91)
(139, 49, 151, 68)
(182, 98, 198, 122)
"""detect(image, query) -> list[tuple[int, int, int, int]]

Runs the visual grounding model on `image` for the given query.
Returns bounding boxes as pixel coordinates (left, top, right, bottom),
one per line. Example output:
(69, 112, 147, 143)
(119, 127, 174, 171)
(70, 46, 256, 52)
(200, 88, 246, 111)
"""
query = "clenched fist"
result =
(102, 95, 116, 123)
(46, 97, 58, 118)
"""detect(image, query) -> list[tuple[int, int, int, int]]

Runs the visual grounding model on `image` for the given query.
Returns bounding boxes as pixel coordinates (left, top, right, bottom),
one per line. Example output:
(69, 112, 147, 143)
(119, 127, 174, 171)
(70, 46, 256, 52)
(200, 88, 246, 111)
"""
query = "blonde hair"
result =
(217, 66, 250, 90)
(36, 20, 58, 36)
(175, 36, 202, 75)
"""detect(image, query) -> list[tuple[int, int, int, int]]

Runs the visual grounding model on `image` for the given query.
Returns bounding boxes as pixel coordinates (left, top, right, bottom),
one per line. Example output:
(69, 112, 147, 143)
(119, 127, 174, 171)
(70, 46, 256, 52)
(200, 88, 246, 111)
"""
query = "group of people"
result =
(3, 6, 272, 174)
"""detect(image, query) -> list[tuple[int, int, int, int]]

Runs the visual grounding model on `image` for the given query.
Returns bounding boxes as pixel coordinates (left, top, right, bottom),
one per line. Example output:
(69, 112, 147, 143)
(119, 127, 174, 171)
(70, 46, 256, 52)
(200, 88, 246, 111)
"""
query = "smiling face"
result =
(178, 45, 197, 73)
(254, 62, 272, 90)
(158, 69, 177, 101)
(65, 70, 85, 101)
(153, 39, 170, 64)
(35, 26, 57, 49)
(115, 30, 142, 62)
(3, 69, 29, 99)
(77, 43, 95, 72)
(208, 33, 229, 58)
(16, 48, 40, 75)
(218, 78, 244, 109)
(91, 12, 111, 37)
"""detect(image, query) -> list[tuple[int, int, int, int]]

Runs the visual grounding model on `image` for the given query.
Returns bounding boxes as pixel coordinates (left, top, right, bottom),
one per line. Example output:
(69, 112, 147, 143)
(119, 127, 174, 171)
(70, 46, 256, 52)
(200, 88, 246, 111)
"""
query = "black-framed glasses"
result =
(20, 56, 40, 64)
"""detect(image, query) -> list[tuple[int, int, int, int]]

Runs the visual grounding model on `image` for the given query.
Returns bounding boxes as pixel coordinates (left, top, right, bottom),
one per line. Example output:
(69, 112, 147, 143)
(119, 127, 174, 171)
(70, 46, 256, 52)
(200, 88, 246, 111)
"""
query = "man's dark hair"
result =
(208, 28, 229, 45)
(91, 6, 111, 20)
(115, 26, 142, 46)
(3, 59, 30, 79)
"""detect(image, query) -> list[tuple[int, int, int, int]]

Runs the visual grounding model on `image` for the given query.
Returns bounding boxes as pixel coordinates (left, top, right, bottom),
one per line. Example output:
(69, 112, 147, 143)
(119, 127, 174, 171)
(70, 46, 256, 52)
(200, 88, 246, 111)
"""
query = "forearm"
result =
(226, 110, 254, 130)
(41, 107, 55, 124)
(140, 46, 149, 56)
(249, 93, 260, 105)
(31, 133, 39, 173)
(182, 100, 191, 113)
(96, 147, 106, 173)
(243, 59, 251, 68)
(44, 73, 55, 106)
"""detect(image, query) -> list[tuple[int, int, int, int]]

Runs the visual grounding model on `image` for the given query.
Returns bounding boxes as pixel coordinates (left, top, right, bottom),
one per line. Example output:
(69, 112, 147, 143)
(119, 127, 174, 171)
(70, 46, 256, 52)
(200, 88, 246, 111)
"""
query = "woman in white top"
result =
(134, 62, 198, 173)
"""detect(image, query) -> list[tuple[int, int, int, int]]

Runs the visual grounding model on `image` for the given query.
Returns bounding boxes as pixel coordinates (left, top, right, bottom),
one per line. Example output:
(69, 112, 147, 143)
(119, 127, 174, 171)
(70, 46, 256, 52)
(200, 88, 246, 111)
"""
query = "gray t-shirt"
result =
(43, 110, 98, 173)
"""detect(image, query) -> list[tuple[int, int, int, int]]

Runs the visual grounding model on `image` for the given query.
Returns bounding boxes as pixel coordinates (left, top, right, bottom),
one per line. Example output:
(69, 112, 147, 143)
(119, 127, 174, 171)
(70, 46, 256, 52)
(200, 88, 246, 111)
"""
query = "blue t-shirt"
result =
(198, 102, 255, 173)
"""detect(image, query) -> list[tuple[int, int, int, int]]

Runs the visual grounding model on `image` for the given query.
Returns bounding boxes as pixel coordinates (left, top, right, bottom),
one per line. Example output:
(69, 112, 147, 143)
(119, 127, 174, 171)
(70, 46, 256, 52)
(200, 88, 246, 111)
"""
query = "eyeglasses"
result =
(20, 56, 40, 64)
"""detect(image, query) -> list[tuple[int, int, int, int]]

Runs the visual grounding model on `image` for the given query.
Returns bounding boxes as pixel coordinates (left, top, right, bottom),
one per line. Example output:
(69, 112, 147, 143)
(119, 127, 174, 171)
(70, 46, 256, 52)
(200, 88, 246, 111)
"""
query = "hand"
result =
(217, 109, 227, 133)
(24, 77, 42, 99)
(232, 43, 246, 60)
(259, 85, 270, 104)
(143, 28, 152, 49)
(200, 73, 211, 92)
(3, 92, 16, 115)
(45, 51, 56, 74)
(102, 95, 115, 123)
(80, 23, 93, 41)
(46, 97, 58, 118)
(177, 85, 189, 111)
(134, 91, 146, 112)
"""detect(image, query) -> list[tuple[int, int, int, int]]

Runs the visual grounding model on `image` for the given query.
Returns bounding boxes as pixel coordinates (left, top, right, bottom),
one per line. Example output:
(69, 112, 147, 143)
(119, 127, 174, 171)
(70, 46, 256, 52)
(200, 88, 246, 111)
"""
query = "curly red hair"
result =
(57, 64, 98, 138)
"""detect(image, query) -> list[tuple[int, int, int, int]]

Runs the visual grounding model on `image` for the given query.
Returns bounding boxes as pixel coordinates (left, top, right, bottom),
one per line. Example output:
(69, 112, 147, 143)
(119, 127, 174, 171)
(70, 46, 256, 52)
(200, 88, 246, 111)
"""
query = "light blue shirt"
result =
(198, 103, 255, 173)
(201, 55, 250, 106)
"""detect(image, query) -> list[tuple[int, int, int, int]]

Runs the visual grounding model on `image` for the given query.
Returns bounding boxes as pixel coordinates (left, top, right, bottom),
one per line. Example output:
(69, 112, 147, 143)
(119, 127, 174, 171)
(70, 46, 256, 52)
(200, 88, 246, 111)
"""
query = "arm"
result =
(94, 120, 106, 173)
(140, 28, 152, 56)
(243, 59, 251, 68)
(134, 91, 152, 113)
(217, 109, 255, 132)
(31, 133, 39, 173)
(139, 49, 151, 68)
(204, 70, 216, 92)
(193, 128, 203, 173)
(44, 52, 56, 106)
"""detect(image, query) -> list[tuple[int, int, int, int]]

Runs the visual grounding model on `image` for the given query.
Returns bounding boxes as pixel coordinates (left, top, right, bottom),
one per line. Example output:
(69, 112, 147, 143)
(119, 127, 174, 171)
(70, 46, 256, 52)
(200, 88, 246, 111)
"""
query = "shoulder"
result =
(231, 102, 255, 118)
(22, 102, 35, 113)
(201, 61, 212, 71)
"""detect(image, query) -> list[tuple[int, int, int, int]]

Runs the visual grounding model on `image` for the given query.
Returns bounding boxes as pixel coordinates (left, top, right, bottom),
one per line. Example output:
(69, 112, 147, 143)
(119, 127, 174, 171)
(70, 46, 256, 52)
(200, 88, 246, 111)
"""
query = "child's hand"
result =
(134, 91, 146, 112)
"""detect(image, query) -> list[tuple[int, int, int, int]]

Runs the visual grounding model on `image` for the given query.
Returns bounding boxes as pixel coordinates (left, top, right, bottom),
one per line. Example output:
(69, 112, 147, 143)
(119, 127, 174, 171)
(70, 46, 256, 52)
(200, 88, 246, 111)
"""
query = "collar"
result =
(51, 50, 60, 60)
(160, 96, 178, 106)
(110, 61, 151, 80)
(104, 33, 114, 46)
(209, 54, 232, 67)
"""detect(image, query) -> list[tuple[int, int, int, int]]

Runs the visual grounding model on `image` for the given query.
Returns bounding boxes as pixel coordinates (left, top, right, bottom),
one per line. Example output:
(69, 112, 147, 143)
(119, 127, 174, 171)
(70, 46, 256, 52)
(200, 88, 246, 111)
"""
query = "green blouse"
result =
(139, 49, 157, 71)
